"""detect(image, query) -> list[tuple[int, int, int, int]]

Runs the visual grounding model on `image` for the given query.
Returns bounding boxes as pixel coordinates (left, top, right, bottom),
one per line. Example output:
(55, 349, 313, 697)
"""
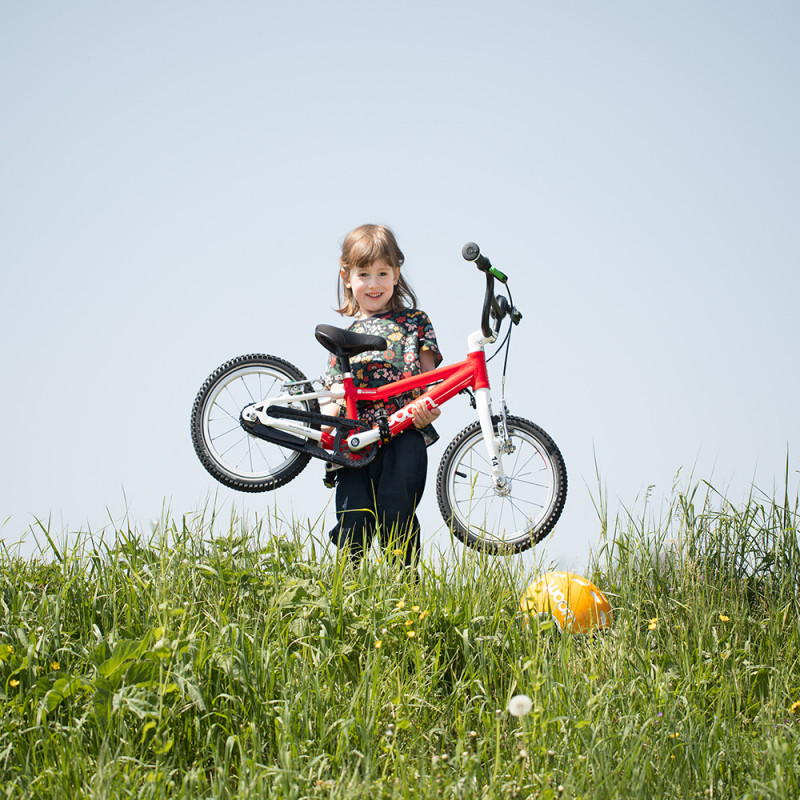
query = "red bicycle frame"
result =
(319, 350, 490, 451)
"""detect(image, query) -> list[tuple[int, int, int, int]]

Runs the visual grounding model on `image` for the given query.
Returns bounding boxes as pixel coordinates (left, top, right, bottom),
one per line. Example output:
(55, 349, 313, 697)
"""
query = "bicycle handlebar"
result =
(462, 242, 508, 283)
(462, 242, 515, 339)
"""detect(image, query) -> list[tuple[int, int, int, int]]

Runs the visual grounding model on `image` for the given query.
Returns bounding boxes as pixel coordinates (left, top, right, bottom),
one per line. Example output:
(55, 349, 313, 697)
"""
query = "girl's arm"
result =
(411, 348, 442, 429)
(320, 382, 343, 433)
(419, 349, 438, 373)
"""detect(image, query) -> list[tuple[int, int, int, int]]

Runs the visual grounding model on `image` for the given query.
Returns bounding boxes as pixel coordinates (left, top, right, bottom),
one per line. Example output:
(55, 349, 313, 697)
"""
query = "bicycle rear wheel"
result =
(191, 354, 319, 492)
(436, 416, 567, 553)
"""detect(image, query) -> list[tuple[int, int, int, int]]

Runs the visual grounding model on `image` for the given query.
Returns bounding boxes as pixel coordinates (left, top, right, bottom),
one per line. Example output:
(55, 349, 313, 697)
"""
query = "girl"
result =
(323, 224, 442, 568)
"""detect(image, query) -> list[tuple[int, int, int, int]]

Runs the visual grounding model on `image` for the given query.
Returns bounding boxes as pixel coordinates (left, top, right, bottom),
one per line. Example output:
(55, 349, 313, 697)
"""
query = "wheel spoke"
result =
(209, 421, 244, 441)
(511, 476, 551, 489)
(211, 401, 240, 424)
(247, 433, 255, 474)
(511, 449, 542, 479)
(218, 433, 253, 459)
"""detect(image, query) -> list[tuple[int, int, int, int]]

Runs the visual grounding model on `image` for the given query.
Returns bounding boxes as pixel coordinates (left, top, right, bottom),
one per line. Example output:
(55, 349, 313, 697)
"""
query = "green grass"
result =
(1, 480, 799, 799)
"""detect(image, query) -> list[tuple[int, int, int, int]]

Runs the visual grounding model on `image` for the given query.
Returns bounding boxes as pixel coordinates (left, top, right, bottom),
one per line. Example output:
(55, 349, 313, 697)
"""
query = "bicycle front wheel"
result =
(436, 416, 567, 553)
(191, 354, 319, 492)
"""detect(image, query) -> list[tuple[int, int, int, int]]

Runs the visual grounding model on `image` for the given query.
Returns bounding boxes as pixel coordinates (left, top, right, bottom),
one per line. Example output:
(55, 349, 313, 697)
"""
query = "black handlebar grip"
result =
(462, 242, 492, 272)
(462, 242, 480, 261)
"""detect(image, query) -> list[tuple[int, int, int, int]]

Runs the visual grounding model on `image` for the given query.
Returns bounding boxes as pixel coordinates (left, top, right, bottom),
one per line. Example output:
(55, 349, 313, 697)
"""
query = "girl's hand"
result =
(411, 400, 441, 429)
(413, 349, 441, 428)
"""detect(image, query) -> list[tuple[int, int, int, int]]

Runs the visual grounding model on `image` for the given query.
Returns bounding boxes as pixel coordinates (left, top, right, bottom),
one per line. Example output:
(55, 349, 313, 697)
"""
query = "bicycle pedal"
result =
(323, 461, 341, 488)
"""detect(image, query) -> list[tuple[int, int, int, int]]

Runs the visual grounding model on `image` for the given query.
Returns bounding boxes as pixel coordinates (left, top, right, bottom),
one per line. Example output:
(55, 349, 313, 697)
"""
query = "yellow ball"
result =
(520, 571, 613, 634)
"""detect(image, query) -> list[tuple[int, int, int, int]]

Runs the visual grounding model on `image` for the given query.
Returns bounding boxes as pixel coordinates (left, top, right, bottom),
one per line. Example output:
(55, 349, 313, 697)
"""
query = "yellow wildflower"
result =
(395, 600, 406, 610)
(407, 631, 415, 638)
(405, 619, 414, 627)
(51, 661, 60, 671)
(10, 679, 20, 687)
(648, 618, 658, 630)
(412, 605, 420, 612)
(719, 614, 730, 622)
(418, 610, 430, 620)
(791, 701, 800, 715)
(392, 548, 404, 556)
(374, 640, 382, 649)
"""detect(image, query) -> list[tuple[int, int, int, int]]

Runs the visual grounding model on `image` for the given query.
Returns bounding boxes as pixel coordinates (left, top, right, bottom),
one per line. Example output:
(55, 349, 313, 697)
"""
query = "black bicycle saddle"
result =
(314, 324, 387, 359)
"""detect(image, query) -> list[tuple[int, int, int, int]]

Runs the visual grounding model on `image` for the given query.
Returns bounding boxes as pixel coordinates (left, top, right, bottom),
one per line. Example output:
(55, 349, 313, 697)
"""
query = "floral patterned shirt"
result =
(325, 308, 443, 445)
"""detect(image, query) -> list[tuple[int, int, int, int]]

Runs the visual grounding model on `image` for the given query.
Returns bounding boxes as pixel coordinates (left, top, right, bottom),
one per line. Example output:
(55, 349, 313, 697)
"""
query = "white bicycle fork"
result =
(473, 387, 510, 494)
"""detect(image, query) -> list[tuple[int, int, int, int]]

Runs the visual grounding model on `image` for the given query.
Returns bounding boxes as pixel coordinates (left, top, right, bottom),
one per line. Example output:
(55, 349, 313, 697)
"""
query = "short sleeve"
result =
(324, 353, 342, 387)
(417, 311, 443, 367)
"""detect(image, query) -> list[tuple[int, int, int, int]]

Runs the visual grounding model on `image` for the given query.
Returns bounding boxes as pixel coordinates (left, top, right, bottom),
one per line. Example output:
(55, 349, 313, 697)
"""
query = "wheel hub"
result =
(494, 476, 512, 497)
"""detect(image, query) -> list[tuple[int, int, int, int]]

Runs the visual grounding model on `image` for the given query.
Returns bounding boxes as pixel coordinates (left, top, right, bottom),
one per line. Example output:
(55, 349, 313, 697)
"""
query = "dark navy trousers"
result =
(328, 430, 427, 567)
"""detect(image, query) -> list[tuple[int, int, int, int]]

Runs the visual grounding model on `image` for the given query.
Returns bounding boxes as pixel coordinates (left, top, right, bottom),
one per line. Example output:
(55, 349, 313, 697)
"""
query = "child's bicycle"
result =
(190, 243, 567, 554)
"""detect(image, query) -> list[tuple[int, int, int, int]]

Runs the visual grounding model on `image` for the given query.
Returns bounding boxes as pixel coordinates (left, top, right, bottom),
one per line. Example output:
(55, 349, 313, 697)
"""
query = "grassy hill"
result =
(1, 482, 799, 799)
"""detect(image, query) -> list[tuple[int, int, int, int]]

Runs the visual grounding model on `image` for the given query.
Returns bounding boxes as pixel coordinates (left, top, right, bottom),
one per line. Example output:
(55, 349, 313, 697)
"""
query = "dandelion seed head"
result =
(508, 695, 533, 717)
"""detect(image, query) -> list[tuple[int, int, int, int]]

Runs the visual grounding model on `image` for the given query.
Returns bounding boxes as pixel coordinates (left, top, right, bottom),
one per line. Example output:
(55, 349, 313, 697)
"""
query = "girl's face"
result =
(342, 259, 400, 318)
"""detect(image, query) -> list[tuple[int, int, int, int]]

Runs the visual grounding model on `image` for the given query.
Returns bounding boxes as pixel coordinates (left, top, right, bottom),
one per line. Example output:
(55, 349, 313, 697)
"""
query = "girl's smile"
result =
(342, 259, 400, 318)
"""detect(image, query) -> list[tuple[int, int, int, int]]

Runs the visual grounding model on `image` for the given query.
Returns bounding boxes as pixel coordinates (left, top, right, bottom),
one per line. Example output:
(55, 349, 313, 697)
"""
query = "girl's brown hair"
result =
(336, 224, 418, 316)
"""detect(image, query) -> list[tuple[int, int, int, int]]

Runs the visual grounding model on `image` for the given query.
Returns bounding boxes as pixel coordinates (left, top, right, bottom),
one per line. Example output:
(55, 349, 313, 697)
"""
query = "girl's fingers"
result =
(411, 403, 441, 428)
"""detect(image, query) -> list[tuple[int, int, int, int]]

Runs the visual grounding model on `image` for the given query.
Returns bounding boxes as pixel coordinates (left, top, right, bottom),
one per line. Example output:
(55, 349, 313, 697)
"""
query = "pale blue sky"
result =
(2, 2, 798, 571)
